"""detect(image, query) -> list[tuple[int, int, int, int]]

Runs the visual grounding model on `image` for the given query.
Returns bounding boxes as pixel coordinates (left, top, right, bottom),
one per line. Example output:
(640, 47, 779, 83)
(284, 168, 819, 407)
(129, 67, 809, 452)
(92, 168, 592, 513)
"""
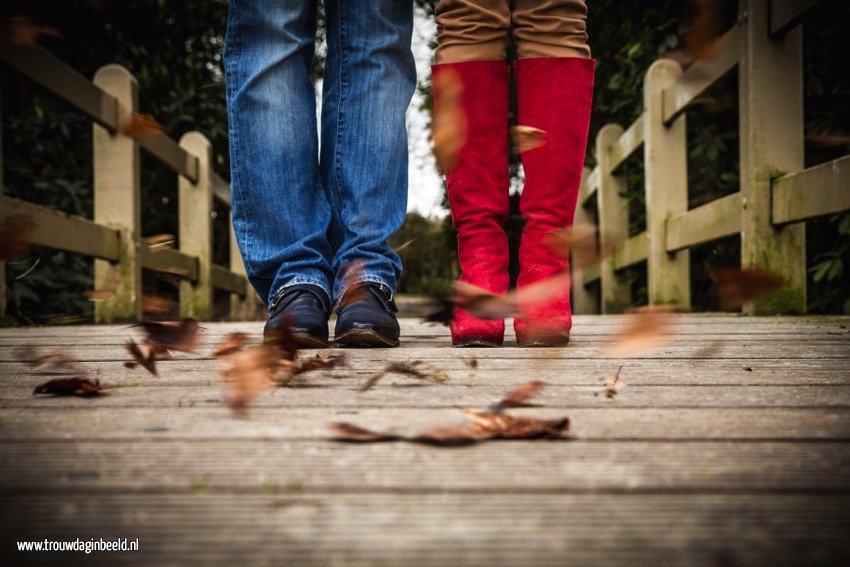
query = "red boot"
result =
(513, 57, 595, 346)
(433, 61, 510, 347)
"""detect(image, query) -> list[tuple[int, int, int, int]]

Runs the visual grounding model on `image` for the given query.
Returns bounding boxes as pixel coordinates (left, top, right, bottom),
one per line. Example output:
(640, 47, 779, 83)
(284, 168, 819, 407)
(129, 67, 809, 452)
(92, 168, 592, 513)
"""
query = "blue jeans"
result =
(224, 0, 415, 310)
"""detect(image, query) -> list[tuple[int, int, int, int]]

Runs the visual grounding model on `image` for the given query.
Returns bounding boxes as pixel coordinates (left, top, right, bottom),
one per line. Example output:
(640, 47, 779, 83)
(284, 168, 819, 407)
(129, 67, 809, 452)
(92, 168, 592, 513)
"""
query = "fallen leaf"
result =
(462, 357, 478, 370)
(220, 344, 289, 413)
(602, 365, 624, 398)
(119, 113, 164, 140)
(0, 213, 36, 260)
(605, 305, 678, 357)
(359, 360, 448, 391)
(330, 422, 402, 443)
(462, 409, 570, 440)
(213, 332, 251, 359)
(511, 125, 547, 153)
(432, 68, 467, 174)
(494, 380, 544, 410)
(292, 353, 350, 376)
(0, 16, 61, 46)
(710, 268, 784, 310)
(33, 377, 101, 397)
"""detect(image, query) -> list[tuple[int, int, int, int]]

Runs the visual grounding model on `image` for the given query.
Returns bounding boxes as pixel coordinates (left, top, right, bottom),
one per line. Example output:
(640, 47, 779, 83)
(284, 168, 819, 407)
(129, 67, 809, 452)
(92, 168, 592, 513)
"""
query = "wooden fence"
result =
(0, 40, 260, 322)
(572, 0, 850, 315)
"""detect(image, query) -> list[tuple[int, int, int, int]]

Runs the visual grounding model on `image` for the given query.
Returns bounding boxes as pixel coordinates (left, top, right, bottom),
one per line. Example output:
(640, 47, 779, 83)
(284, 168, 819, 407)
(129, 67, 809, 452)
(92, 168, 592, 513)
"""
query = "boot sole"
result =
(292, 332, 329, 349)
(516, 336, 570, 347)
(452, 338, 503, 348)
(334, 329, 400, 348)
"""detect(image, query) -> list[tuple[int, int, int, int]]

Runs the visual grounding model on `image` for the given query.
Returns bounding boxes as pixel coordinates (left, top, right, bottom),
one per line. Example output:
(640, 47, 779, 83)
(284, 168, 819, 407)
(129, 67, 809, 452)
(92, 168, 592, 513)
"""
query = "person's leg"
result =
(511, 0, 595, 346)
(224, 0, 334, 313)
(320, 0, 416, 303)
(433, 0, 511, 347)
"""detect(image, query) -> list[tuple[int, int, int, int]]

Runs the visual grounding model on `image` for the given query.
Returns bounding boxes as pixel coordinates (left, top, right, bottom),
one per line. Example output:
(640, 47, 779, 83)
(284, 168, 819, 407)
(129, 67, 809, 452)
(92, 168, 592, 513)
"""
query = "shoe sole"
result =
(334, 329, 400, 348)
(292, 332, 329, 349)
(452, 338, 503, 348)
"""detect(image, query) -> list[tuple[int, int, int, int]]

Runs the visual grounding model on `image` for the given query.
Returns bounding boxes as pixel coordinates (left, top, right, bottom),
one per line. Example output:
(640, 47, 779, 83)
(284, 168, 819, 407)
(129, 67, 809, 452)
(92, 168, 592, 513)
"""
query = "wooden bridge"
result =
(1, 0, 849, 563)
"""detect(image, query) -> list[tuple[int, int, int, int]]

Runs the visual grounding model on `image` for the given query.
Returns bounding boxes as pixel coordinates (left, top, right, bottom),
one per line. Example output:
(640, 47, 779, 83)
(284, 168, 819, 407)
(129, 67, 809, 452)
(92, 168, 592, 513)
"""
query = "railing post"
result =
(179, 132, 213, 320)
(739, 0, 806, 314)
(644, 59, 691, 309)
(228, 214, 258, 320)
(93, 65, 141, 322)
(571, 168, 598, 315)
(597, 124, 632, 313)
(0, 78, 5, 319)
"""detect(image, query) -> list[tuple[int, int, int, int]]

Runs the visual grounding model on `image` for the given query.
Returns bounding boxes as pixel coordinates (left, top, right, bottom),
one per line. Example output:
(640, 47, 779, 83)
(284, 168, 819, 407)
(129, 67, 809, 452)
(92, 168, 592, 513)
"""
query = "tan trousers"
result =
(435, 0, 590, 63)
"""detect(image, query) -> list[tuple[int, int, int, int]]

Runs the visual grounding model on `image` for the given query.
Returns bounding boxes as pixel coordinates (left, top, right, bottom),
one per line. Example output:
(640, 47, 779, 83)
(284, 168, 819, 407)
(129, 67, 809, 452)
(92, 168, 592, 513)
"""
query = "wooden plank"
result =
(0, 41, 118, 130)
(138, 132, 199, 183)
(769, 0, 821, 38)
(1, 440, 848, 492)
(1, 407, 847, 440)
(2, 494, 848, 565)
(211, 264, 247, 296)
(2, 384, 849, 409)
(607, 113, 645, 173)
(739, 0, 806, 314)
(0, 195, 120, 261)
(666, 193, 742, 253)
(141, 246, 198, 281)
(661, 27, 740, 124)
(772, 155, 850, 225)
(611, 233, 648, 270)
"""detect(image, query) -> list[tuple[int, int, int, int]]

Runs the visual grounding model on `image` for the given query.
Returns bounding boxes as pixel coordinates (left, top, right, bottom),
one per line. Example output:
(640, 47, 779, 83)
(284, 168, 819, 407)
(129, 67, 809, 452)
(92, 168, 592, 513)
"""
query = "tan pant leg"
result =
(512, 0, 591, 59)
(435, 0, 510, 63)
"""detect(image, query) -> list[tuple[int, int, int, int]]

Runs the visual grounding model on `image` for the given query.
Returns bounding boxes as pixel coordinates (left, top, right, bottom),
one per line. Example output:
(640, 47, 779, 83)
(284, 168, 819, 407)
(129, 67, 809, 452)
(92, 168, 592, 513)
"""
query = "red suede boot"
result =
(513, 57, 595, 346)
(433, 61, 510, 347)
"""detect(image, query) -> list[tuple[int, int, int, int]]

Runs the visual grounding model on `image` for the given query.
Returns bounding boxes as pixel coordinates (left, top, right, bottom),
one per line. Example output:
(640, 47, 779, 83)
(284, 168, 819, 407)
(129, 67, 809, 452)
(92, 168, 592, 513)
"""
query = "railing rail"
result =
(0, 41, 260, 322)
(572, 0, 850, 315)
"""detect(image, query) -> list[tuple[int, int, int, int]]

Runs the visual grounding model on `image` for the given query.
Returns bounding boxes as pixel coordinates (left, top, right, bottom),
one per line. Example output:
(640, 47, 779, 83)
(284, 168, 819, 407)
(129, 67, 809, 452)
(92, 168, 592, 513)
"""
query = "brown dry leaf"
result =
(330, 422, 403, 443)
(213, 332, 251, 359)
(454, 281, 520, 319)
(462, 357, 478, 370)
(0, 213, 36, 261)
(144, 234, 175, 252)
(681, 0, 724, 61)
(125, 339, 159, 375)
(220, 344, 289, 413)
(86, 265, 123, 302)
(602, 366, 624, 398)
(131, 319, 201, 353)
(462, 410, 571, 440)
(0, 16, 61, 46)
(292, 353, 350, 377)
(514, 271, 572, 310)
(511, 125, 547, 153)
(336, 260, 371, 310)
(413, 423, 491, 446)
(544, 224, 621, 269)
(432, 68, 467, 174)
(605, 305, 678, 357)
(119, 113, 164, 140)
(359, 360, 448, 392)
(710, 268, 784, 310)
(142, 294, 176, 314)
(33, 377, 101, 397)
(495, 380, 545, 410)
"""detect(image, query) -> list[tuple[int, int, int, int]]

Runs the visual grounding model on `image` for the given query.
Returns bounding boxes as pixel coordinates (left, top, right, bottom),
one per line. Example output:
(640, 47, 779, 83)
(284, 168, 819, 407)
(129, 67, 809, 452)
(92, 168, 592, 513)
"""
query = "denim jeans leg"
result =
(320, 0, 416, 303)
(224, 0, 334, 310)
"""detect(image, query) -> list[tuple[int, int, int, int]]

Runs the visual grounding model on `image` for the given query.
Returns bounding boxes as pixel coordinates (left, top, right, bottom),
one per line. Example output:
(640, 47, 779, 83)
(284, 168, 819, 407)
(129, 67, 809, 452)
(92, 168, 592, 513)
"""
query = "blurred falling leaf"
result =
(710, 268, 784, 310)
(33, 377, 101, 397)
(494, 380, 545, 410)
(213, 332, 251, 359)
(805, 134, 850, 149)
(119, 113, 164, 140)
(131, 319, 201, 353)
(330, 422, 403, 443)
(454, 281, 519, 319)
(0, 213, 36, 261)
(0, 16, 61, 46)
(86, 265, 122, 302)
(220, 344, 287, 413)
(359, 360, 448, 391)
(511, 125, 547, 153)
(145, 234, 175, 252)
(142, 294, 176, 314)
(422, 298, 454, 326)
(337, 261, 370, 309)
(602, 366, 624, 398)
(681, 0, 724, 61)
(125, 339, 159, 375)
(605, 305, 678, 357)
(292, 353, 350, 376)
(432, 68, 467, 174)
(544, 224, 620, 269)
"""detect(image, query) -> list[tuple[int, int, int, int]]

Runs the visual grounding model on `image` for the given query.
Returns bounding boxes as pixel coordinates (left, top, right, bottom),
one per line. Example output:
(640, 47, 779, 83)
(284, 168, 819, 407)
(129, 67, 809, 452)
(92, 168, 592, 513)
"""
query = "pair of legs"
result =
(224, 0, 415, 314)
(433, 0, 595, 346)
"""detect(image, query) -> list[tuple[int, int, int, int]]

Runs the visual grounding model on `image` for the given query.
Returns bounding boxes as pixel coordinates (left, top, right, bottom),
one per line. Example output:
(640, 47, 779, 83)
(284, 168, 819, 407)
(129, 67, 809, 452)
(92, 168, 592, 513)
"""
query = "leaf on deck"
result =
(33, 377, 102, 397)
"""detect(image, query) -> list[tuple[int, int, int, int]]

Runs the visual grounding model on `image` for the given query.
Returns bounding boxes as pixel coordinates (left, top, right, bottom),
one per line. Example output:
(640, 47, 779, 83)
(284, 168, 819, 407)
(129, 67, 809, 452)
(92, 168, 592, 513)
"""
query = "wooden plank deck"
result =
(1, 314, 849, 565)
